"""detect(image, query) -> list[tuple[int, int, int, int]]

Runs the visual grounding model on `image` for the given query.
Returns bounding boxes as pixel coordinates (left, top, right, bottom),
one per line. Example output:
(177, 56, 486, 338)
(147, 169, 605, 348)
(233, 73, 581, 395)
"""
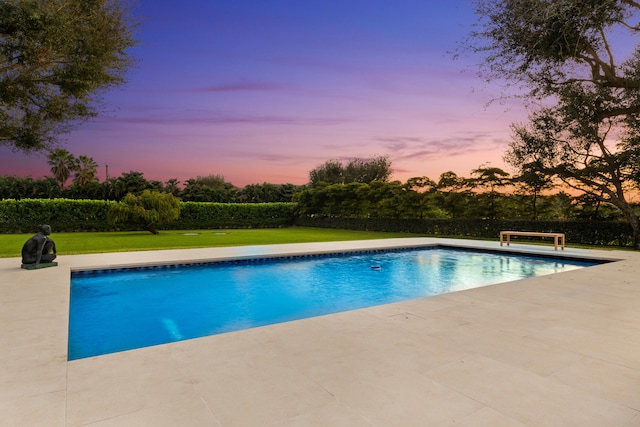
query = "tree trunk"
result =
(629, 214, 640, 250)
(618, 204, 640, 249)
(144, 222, 159, 235)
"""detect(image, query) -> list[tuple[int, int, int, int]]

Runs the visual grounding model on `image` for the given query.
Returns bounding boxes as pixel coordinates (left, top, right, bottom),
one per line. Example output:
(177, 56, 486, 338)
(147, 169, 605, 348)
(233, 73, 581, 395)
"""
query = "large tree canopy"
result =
(467, 0, 640, 248)
(0, 0, 136, 151)
(309, 156, 392, 186)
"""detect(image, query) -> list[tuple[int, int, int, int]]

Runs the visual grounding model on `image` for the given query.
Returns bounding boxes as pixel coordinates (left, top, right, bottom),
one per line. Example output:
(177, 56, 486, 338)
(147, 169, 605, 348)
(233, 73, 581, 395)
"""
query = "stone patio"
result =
(1, 238, 639, 426)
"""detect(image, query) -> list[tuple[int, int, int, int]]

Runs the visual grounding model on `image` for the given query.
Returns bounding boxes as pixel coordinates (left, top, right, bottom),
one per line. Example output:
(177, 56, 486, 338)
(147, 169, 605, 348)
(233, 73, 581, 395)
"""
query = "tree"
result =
(181, 174, 237, 202)
(403, 177, 439, 219)
(467, 0, 640, 248)
(309, 159, 344, 186)
(164, 178, 181, 196)
(47, 148, 75, 189)
(72, 155, 99, 186)
(470, 165, 510, 219)
(107, 190, 180, 234)
(0, 0, 137, 151)
(343, 156, 392, 184)
(309, 156, 392, 186)
(434, 171, 472, 218)
(513, 161, 555, 220)
(117, 171, 151, 196)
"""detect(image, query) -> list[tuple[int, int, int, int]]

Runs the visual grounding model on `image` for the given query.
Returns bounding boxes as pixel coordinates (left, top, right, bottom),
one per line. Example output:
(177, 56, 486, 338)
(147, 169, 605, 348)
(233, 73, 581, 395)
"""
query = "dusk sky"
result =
(0, 0, 529, 187)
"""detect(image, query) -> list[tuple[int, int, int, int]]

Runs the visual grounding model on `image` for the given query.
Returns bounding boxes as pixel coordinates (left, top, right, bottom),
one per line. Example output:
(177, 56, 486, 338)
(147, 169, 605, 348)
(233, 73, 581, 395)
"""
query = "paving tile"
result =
(184, 347, 335, 427)
(326, 370, 483, 427)
(451, 407, 528, 426)
(2, 239, 640, 426)
(624, 413, 640, 427)
(76, 396, 220, 427)
(0, 391, 66, 427)
(66, 346, 197, 427)
(0, 346, 67, 402)
(264, 402, 374, 427)
(426, 354, 637, 427)
(525, 323, 640, 371)
(553, 356, 640, 410)
(430, 322, 585, 377)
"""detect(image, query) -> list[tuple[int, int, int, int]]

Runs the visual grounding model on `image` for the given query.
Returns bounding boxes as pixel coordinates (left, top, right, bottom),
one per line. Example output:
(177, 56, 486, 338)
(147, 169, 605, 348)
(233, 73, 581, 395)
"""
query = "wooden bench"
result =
(499, 231, 565, 251)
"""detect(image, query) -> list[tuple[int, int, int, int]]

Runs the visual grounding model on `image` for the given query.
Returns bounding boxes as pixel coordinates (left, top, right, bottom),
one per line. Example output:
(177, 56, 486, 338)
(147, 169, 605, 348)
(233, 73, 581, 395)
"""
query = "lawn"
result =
(0, 227, 424, 258)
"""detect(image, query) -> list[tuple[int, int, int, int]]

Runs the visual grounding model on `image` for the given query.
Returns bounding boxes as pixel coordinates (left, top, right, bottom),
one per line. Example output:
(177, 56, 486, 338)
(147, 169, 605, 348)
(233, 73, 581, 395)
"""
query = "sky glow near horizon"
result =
(0, 0, 531, 187)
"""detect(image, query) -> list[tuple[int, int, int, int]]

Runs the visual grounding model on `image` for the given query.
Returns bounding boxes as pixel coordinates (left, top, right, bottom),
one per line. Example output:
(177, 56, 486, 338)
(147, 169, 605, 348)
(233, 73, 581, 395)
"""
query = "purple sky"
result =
(0, 0, 528, 187)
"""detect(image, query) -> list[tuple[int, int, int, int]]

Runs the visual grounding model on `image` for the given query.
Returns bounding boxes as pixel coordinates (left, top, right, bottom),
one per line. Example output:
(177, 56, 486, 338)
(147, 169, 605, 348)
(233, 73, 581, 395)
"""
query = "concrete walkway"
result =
(1, 238, 640, 426)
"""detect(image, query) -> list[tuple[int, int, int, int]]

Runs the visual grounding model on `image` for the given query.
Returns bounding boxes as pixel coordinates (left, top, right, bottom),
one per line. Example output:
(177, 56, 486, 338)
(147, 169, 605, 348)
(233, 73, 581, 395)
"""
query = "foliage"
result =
(47, 149, 100, 190)
(470, 166, 510, 220)
(181, 174, 238, 202)
(296, 217, 635, 247)
(512, 161, 555, 220)
(107, 190, 180, 234)
(0, 198, 114, 232)
(0, 0, 137, 151)
(238, 183, 302, 203)
(466, 0, 640, 248)
(173, 202, 296, 229)
(73, 155, 99, 186)
(309, 156, 392, 186)
(47, 148, 76, 189)
(0, 198, 297, 232)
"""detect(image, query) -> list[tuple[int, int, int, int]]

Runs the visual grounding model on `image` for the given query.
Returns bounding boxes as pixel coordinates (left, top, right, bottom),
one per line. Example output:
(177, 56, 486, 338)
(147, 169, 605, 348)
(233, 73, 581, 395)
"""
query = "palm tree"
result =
(47, 149, 76, 190)
(73, 155, 99, 186)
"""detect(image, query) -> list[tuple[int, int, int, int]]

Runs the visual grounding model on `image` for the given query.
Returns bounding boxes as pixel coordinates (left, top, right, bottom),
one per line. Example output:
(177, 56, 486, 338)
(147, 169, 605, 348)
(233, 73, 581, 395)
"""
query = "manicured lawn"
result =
(0, 227, 424, 258)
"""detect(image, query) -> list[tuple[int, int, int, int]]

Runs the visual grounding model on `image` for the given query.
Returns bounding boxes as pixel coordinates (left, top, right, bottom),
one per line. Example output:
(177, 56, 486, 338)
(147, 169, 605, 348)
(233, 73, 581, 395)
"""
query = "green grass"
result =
(0, 227, 425, 258)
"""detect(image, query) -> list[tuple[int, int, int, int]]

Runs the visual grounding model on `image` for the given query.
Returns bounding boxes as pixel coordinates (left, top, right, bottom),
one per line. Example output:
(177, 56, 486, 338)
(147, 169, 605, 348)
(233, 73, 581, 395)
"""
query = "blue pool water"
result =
(68, 247, 597, 360)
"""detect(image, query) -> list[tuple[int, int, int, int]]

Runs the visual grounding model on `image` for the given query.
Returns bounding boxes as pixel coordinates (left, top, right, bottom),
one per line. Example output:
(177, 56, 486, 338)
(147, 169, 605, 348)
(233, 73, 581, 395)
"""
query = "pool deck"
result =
(2, 237, 640, 426)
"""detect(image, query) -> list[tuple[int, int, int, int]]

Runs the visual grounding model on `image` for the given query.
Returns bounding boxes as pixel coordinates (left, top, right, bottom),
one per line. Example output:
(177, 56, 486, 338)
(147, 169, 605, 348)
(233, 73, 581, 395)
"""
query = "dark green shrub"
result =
(294, 217, 634, 247)
(108, 191, 181, 234)
(0, 199, 296, 232)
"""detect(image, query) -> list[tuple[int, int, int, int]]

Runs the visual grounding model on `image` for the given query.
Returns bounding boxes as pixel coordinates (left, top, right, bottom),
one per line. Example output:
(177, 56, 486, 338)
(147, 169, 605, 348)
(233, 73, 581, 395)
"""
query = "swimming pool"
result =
(68, 247, 597, 360)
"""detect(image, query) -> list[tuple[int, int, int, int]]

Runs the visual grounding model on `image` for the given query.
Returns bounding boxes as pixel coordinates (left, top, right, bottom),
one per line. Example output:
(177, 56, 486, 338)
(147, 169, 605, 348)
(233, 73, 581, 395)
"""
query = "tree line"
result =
(0, 153, 629, 222)
(0, 171, 303, 203)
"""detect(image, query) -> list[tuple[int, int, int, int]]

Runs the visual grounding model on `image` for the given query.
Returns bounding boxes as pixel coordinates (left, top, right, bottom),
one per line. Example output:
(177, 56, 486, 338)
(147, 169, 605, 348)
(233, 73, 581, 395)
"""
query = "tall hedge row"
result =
(1, 199, 633, 247)
(294, 217, 634, 247)
(0, 199, 115, 232)
(165, 202, 296, 229)
(0, 199, 296, 233)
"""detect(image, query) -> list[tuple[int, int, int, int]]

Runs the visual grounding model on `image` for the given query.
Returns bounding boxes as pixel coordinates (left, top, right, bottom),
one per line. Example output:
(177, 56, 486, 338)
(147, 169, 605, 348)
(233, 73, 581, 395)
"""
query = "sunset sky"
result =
(0, 0, 529, 187)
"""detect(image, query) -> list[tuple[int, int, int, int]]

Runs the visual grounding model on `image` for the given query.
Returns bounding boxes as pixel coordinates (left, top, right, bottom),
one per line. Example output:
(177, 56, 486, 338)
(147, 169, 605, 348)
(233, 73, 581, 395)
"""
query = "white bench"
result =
(499, 231, 565, 251)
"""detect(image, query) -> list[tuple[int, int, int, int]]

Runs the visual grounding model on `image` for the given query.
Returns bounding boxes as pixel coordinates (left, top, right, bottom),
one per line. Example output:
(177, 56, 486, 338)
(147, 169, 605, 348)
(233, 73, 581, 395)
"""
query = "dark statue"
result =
(21, 224, 57, 266)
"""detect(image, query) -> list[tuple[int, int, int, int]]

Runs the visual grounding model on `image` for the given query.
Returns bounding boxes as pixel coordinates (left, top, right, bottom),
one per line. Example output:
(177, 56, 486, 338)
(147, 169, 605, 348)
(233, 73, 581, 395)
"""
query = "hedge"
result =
(294, 217, 635, 247)
(0, 199, 296, 233)
(0, 199, 116, 232)
(2, 199, 633, 247)
(164, 202, 296, 229)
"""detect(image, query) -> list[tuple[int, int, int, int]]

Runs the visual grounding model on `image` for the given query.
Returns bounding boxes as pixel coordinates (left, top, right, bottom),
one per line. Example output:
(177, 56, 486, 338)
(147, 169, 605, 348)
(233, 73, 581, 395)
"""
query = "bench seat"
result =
(499, 231, 565, 251)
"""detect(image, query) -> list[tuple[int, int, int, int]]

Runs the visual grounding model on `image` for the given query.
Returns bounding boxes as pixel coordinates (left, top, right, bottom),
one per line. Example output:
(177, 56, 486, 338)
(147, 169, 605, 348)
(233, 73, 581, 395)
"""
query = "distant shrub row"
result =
(1, 199, 633, 247)
(0, 199, 296, 233)
(294, 217, 634, 247)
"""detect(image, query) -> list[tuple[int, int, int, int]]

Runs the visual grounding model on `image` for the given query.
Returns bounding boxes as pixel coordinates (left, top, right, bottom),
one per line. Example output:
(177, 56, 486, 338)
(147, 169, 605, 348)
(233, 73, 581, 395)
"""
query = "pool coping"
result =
(2, 237, 640, 426)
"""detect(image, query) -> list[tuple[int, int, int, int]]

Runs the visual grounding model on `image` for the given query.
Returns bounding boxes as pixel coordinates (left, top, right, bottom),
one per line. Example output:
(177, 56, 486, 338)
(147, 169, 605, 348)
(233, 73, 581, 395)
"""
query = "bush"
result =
(0, 198, 115, 233)
(166, 202, 296, 229)
(294, 217, 634, 247)
(0, 199, 296, 233)
(108, 191, 181, 234)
